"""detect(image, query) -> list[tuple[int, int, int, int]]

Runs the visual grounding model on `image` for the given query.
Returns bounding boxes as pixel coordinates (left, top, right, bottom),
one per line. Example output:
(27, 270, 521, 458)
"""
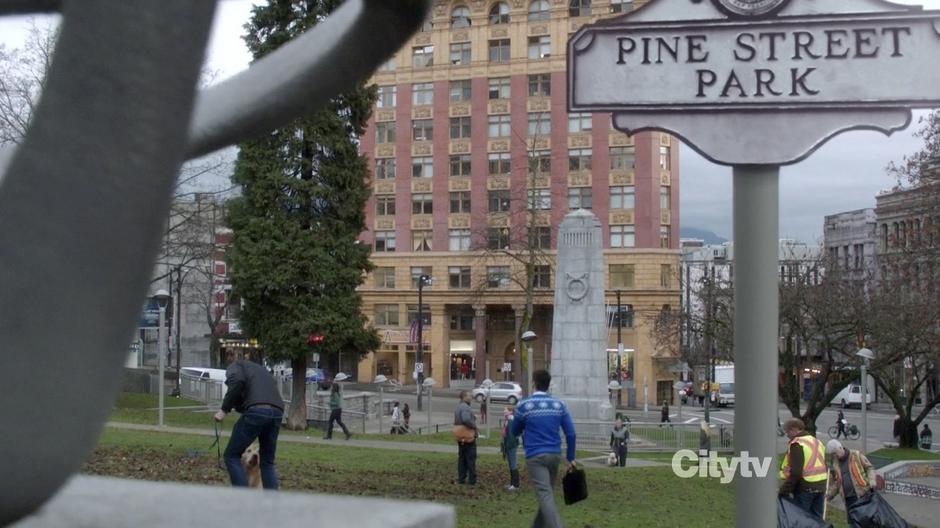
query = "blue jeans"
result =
(224, 406, 283, 489)
(793, 490, 825, 519)
(506, 445, 518, 471)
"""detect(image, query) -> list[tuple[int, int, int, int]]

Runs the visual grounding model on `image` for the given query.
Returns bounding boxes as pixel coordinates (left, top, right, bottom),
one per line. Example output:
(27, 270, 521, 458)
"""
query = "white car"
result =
(472, 382, 523, 405)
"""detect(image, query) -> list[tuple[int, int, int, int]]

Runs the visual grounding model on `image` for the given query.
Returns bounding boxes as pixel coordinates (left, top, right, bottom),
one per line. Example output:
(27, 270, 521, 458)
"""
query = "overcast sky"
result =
(3, 0, 939, 243)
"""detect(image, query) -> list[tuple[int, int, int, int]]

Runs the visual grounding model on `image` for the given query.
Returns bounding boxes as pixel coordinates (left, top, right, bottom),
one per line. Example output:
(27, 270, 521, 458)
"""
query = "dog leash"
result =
(209, 421, 223, 469)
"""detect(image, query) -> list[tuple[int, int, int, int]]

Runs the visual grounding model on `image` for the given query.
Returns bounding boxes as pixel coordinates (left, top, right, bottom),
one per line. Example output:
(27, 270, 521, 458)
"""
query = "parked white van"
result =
(830, 383, 872, 408)
(179, 367, 227, 383)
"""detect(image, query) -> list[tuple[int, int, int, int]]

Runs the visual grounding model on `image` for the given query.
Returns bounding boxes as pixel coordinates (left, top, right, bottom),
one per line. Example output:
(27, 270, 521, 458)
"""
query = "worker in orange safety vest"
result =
(825, 439, 877, 527)
(779, 418, 828, 519)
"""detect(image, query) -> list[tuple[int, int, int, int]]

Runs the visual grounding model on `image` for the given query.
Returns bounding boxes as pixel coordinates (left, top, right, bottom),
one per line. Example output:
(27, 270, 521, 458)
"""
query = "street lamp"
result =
(480, 378, 494, 439)
(374, 374, 388, 435)
(608, 380, 622, 409)
(856, 347, 874, 453)
(153, 289, 171, 427)
(416, 274, 431, 411)
(522, 330, 537, 395)
(615, 290, 624, 409)
(423, 377, 436, 432)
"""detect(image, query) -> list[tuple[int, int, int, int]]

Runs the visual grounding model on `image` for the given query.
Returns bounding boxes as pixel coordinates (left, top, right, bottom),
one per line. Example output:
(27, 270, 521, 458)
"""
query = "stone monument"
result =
(549, 209, 611, 421)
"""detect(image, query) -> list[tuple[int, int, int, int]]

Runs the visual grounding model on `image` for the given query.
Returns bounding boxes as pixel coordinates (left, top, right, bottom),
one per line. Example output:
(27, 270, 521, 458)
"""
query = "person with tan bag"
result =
(453, 390, 478, 485)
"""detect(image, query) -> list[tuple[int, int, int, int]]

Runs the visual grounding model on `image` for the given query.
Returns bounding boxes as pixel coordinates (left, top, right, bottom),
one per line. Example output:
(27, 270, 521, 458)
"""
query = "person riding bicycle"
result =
(836, 410, 848, 440)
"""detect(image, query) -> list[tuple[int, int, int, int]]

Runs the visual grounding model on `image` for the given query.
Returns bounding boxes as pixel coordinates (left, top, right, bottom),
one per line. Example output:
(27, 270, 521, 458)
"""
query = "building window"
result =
(449, 79, 471, 102)
(412, 157, 433, 178)
(488, 227, 511, 249)
(528, 188, 551, 210)
(449, 229, 471, 251)
(449, 155, 472, 177)
(610, 225, 635, 248)
(534, 226, 551, 249)
(374, 231, 396, 252)
(660, 145, 671, 170)
(489, 2, 510, 24)
(375, 196, 396, 216)
(527, 35, 551, 59)
(528, 73, 551, 97)
(660, 226, 670, 248)
(612, 303, 634, 327)
(412, 119, 433, 141)
(410, 267, 433, 289)
(451, 6, 472, 28)
(568, 148, 592, 172)
(610, 0, 631, 13)
(412, 45, 434, 68)
(531, 150, 551, 173)
(488, 77, 511, 99)
(854, 243, 864, 270)
(568, 112, 593, 133)
(609, 264, 635, 288)
(376, 85, 397, 108)
(488, 39, 511, 62)
(488, 114, 511, 137)
(412, 82, 434, 105)
(407, 304, 432, 326)
(528, 0, 550, 21)
(378, 57, 396, 72)
(375, 267, 395, 289)
(449, 266, 472, 289)
(413, 230, 432, 252)
(660, 186, 670, 209)
(527, 112, 551, 136)
(374, 304, 400, 326)
(450, 311, 475, 330)
(489, 152, 511, 175)
(610, 186, 635, 209)
(488, 189, 511, 212)
(610, 146, 635, 170)
(534, 265, 551, 288)
(660, 264, 672, 288)
(567, 187, 592, 210)
(412, 193, 433, 215)
(569, 0, 591, 17)
(375, 158, 396, 180)
(487, 266, 512, 288)
(450, 42, 471, 65)
(450, 116, 471, 139)
(450, 191, 471, 213)
(375, 122, 396, 143)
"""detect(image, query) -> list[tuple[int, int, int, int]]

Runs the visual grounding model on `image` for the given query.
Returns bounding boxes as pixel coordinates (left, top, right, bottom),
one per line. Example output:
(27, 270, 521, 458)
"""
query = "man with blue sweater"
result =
(511, 369, 577, 528)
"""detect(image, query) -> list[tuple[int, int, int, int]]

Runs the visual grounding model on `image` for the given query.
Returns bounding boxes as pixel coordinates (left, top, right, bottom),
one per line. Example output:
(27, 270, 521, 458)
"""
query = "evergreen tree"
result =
(227, 0, 380, 429)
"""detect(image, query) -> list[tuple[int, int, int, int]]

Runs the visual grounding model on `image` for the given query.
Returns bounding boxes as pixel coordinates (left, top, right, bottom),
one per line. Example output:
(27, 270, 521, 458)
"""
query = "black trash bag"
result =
(847, 491, 911, 528)
(778, 497, 834, 528)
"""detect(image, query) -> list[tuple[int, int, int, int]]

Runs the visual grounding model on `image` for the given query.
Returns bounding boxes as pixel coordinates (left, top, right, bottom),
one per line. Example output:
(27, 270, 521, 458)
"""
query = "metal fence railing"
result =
(492, 419, 736, 453)
(179, 375, 225, 407)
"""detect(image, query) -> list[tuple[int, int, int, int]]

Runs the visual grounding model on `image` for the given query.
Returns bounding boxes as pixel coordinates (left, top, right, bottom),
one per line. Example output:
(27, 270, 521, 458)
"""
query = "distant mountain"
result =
(680, 227, 728, 245)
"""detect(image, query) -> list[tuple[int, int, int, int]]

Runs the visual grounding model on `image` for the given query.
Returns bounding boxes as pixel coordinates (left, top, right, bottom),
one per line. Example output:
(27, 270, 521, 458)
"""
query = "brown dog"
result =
(241, 442, 262, 488)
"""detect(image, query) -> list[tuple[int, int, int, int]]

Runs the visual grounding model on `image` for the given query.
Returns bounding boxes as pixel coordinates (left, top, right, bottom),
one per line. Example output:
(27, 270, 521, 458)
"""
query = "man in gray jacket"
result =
(213, 350, 284, 488)
(454, 390, 478, 485)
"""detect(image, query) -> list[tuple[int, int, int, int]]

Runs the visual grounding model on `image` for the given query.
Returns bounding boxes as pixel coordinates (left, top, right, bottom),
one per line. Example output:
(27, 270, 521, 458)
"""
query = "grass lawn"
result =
(867, 447, 940, 466)
(86, 426, 853, 528)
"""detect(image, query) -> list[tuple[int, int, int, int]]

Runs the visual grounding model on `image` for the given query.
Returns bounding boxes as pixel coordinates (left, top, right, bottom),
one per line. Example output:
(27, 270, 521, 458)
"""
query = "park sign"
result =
(567, 0, 940, 165)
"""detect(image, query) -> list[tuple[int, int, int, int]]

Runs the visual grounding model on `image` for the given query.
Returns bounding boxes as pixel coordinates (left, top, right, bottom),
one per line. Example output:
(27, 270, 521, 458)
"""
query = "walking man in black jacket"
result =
(213, 350, 284, 488)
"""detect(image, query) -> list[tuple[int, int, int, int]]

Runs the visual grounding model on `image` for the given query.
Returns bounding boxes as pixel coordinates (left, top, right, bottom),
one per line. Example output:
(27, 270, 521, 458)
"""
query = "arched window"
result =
(489, 2, 510, 24)
(528, 0, 550, 21)
(451, 6, 471, 28)
(569, 0, 591, 17)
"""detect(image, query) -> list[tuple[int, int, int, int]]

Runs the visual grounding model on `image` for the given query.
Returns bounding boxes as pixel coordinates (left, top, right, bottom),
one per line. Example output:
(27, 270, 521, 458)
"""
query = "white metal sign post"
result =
(569, 0, 940, 525)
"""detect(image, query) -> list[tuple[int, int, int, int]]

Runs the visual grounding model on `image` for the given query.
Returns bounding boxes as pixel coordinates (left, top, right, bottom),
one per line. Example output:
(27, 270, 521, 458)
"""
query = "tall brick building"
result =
(355, 0, 681, 405)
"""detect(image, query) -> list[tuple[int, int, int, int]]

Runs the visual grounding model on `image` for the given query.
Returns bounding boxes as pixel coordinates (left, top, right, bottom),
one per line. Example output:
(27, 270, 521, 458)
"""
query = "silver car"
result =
(472, 382, 523, 405)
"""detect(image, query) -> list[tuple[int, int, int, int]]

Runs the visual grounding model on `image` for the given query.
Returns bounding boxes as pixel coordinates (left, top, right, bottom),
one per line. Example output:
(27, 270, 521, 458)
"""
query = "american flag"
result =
(409, 319, 419, 344)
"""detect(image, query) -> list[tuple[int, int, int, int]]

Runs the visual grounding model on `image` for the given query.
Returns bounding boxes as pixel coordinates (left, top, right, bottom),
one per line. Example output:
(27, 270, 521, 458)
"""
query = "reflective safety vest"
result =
(831, 450, 872, 495)
(779, 434, 827, 482)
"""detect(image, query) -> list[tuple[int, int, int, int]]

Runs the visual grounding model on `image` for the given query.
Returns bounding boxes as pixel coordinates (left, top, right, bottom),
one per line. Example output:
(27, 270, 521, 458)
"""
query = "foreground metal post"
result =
(733, 166, 779, 528)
